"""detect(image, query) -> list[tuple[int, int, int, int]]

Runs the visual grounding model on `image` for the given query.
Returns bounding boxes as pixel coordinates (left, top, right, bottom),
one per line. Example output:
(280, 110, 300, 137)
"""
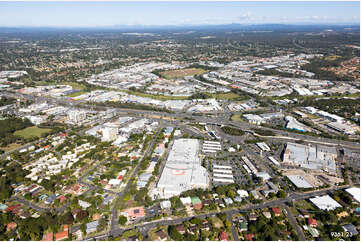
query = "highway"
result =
(2, 90, 358, 240)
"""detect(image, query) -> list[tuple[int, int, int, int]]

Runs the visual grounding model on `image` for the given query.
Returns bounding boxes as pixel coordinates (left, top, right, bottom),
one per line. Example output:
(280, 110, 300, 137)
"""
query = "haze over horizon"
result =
(0, 1, 359, 28)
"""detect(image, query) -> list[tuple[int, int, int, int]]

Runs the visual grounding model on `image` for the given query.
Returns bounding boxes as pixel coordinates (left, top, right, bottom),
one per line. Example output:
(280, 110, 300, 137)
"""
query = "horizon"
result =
(0, 1, 359, 28)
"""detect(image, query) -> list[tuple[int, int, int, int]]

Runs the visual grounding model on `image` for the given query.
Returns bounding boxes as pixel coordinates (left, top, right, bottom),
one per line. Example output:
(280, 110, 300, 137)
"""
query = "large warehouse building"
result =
(282, 142, 337, 173)
(155, 139, 210, 199)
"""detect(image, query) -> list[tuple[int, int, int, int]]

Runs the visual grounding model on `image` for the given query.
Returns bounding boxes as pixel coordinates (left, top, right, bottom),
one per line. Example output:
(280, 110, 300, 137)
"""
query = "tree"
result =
(277, 190, 286, 198)
(61, 212, 74, 225)
(76, 210, 88, 222)
(80, 223, 87, 236)
(190, 217, 202, 225)
(118, 215, 127, 226)
(168, 225, 183, 241)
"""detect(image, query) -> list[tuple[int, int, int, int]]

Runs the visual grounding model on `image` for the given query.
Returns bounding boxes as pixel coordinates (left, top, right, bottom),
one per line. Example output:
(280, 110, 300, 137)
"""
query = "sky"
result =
(0, 1, 359, 27)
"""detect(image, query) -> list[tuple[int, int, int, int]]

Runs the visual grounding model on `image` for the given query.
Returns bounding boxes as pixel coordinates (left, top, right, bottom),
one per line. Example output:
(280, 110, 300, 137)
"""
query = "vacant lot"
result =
(210, 216, 224, 229)
(159, 68, 207, 79)
(14, 126, 52, 139)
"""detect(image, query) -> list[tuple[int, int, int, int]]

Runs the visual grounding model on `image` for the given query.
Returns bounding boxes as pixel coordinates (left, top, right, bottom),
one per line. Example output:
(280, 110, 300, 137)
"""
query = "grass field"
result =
(324, 55, 341, 61)
(209, 92, 241, 100)
(159, 68, 207, 79)
(210, 216, 224, 229)
(1, 143, 22, 152)
(231, 114, 244, 122)
(67, 91, 89, 97)
(14, 126, 52, 139)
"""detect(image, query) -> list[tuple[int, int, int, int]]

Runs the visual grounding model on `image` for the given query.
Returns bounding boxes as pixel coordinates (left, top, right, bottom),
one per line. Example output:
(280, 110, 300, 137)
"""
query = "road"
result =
(226, 211, 239, 241)
(110, 122, 164, 232)
(84, 185, 349, 240)
(281, 203, 306, 241)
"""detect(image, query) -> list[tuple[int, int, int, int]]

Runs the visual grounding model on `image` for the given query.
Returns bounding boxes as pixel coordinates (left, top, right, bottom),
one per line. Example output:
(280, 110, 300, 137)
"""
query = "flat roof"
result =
(345, 187, 361, 203)
(157, 139, 209, 198)
(309, 195, 342, 211)
(287, 175, 313, 188)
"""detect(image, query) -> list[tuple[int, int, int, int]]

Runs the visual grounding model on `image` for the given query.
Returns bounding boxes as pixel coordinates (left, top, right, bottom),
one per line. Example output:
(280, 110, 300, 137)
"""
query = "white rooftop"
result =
(287, 175, 313, 188)
(345, 187, 361, 203)
(309, 195, 342, 211)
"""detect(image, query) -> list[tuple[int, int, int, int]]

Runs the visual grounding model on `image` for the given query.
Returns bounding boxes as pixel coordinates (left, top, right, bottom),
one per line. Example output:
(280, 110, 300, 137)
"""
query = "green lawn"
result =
(67, 91, 89, 97)
(210, 216, 224, 229)
(14, 126, 52, 139)
(209, 92, 243, 100)
(159, 68, 207, 79)
(231, 114, 244, 122)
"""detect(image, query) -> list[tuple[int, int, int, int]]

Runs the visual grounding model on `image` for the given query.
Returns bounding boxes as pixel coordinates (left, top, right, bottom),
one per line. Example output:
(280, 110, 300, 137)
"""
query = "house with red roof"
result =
(6, 222, 17, 231)
(125, 207, 145, 220)
(55, 225, 68, 241)
(272, 207, 281, 217)
(245, 233, 255, 241)
(58, 195, 66, 203)
(5, 204, 22, 215)
(41, 232, 54, 241)
(219, 231, 228, 241)
(308, 218, 318, 227)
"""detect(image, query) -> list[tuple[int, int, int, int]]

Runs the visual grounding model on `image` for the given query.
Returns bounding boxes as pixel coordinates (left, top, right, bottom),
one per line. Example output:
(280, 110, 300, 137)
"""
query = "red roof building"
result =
(117, 175, 123, 180)
(41, 232, 54, 241)
(219, 231, 228, 241)
(6, 222, 17, 231)
(92, 213, 101, 221)
(245, 233, 255, 241)
(55, 225, 68, 241)
(127, 207, 145, 219)
(272, 207, 281, 216)
(308, 218, 318, 227)
(58, 195, 66, 203)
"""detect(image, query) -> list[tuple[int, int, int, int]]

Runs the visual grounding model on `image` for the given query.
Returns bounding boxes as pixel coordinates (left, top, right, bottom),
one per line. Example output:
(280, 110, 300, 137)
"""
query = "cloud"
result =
(238, 11, 253, 22)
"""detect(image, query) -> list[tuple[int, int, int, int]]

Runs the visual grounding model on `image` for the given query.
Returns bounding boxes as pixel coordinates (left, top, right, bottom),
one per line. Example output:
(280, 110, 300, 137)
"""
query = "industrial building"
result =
(282, 142, 337, 173)
(155, 139, 210, 199)
(309, 195, 342, 211)
(287, 175, 313, 189)
(285, 116, 310, 132)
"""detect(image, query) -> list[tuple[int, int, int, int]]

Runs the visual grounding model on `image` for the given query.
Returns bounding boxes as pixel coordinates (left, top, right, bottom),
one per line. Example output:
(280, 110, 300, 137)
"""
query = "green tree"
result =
(118, 215, 127, 226)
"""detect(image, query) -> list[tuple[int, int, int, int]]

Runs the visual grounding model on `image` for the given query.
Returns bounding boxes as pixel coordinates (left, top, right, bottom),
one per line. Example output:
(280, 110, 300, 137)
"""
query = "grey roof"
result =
(86, 220, 99, 230)
(343, 224, 358, 235)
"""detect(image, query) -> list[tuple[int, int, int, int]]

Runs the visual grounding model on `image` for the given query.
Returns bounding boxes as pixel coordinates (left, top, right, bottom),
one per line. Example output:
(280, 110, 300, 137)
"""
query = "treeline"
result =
(89, 101, 172, 113)
(300, 97, 360, 123)
(302, 57, 355, 82)
(0, 117, 32, 146)
(256, 68, 296, 78)
(221, 126, 245, 136)
(0, 96, 16, 107)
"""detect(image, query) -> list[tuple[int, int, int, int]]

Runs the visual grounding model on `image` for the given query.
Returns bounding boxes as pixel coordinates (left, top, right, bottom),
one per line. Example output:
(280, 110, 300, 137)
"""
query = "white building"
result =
(102, 127, 118, 142)
(155, 139, 210, 199)
(283, 142, 337, 173)
(309, 195, 342, 211)
(68, 110, 86, 123)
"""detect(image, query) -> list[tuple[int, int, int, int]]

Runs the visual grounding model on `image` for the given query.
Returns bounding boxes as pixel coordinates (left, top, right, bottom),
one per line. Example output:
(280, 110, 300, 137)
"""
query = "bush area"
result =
(300, 97, 360, 124)
(0, 117, 32, 146)
(90, 101, 172, 113)
(221, 126, 245, 136)
(0, 96, 16, 106)
(302, 57, 355, 82)
(252, 128, 275, 136)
